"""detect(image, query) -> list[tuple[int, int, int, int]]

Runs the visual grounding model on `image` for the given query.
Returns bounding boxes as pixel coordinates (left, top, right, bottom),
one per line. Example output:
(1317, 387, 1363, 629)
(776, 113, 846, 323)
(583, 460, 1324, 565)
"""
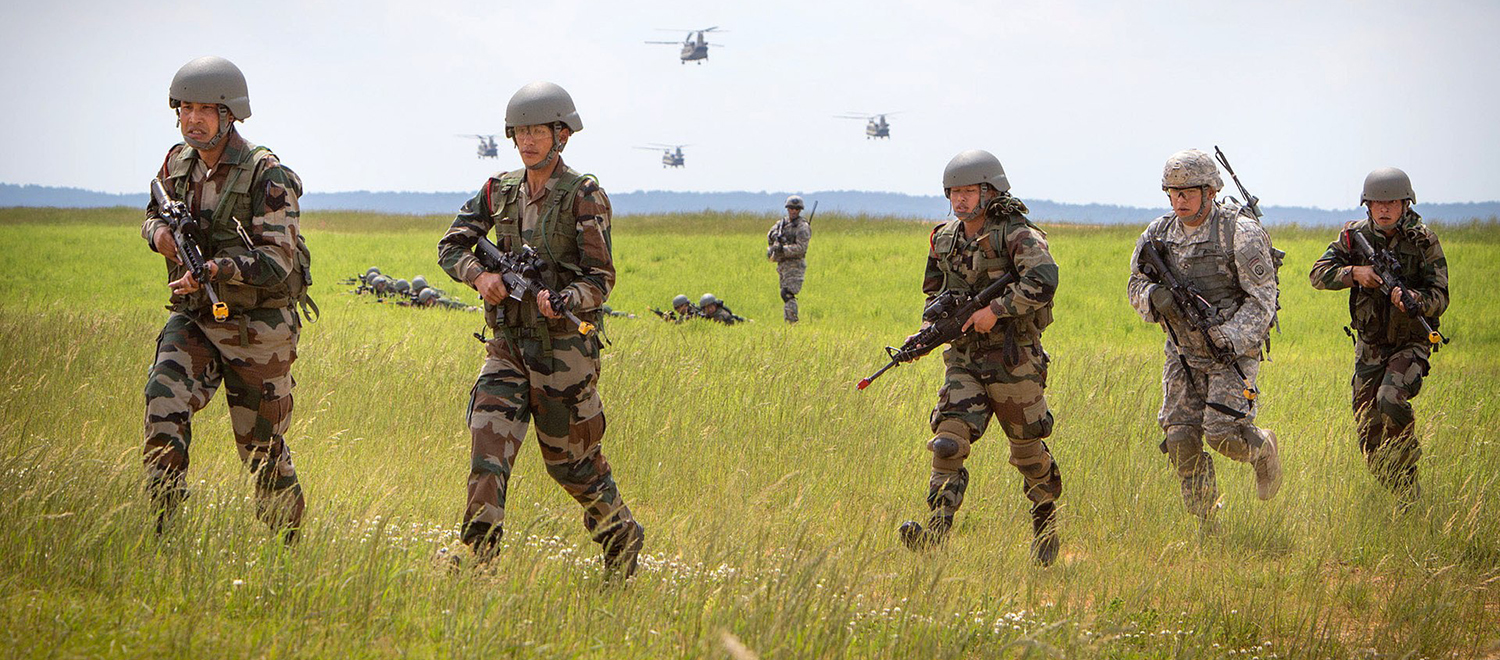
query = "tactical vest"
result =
(483, 167, 597, 333)
(1150, 207, 1245, 323)
(1346, 217, 1440, 346)
(930, 213, 1052, 346)
(164, 142, 314, 320)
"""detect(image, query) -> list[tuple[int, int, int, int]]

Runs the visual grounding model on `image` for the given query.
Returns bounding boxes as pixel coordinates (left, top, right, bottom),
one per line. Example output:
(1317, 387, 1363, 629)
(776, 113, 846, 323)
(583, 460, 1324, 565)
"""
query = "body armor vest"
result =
(484, 167, 595, 332)
(931, 214, 1051, 345)
(1346, 217, 1439, 346)
(1151, 206, 1244, 324)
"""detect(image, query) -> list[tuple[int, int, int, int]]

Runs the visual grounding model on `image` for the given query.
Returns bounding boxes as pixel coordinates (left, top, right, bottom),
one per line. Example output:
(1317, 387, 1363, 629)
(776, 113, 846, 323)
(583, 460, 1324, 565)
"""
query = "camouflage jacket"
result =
(768, 215, 811, 262)
(142, 130, 306, 315)
(704, 305, 744, 325)
(923, 195, 1058, 345)
(1127, 202, 1277, 360)
(437, 158, 614, 331)
(1309, 211, 1448, 346)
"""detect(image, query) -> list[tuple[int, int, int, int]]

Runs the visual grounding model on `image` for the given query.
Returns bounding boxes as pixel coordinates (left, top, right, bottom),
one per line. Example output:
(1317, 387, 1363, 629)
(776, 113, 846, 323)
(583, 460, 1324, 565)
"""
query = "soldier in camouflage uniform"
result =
(1127, 149, 1282, 524)
(897, 150, 1064, 566)
(437, 81, 643, 579)
(142, 56, 312, 541)
(767, 195, 812, 323)
(1310, 168, 1447, 506)
(699, 293, 746, 325)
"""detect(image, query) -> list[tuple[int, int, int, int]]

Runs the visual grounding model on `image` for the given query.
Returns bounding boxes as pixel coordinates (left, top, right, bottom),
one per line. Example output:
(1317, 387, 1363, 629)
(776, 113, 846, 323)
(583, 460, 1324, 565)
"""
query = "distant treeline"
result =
(4, 182, 1498, 226)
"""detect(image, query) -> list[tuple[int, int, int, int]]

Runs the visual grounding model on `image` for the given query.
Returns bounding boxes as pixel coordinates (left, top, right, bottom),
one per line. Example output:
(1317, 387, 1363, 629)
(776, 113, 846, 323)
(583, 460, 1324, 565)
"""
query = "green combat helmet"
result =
(169, 56, 250, 149)
(393, 279, 411, 295)
(1361, 167, 1416, 204)
(785, 195, 805, 209)
(943, 149, 1010, 196)
(505, 81, 582, 171)
(699, 293, 720, 309)
(1161, 149, 1223, 191)
(417, 288, 440, 305)
(671, 294, 691, 309)
(411, 275, 429, 293)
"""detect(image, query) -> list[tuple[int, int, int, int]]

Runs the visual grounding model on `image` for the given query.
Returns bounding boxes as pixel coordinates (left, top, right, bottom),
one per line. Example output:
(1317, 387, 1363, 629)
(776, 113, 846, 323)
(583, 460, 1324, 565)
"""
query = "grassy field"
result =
(0, 206, 1497, 659)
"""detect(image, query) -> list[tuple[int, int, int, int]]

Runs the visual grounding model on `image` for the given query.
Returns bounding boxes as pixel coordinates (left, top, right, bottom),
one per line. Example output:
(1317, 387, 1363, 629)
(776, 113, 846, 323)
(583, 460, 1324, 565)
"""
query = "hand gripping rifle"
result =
(1347, 231, 1448, 349)
(473, 236, 596, 336)
(1140, 238, 1257, 409)
(767, 200, 816, 258)
(150, 178, 229, 322)
(855, 271, 1016, 390)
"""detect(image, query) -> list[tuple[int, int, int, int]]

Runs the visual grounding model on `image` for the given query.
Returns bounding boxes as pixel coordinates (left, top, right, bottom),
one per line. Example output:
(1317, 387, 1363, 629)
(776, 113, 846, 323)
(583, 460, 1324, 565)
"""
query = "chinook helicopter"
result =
(635, 144, 689, 168)
(646, 27, 726, 64)
(457, 134, 499, 159)
(835, 112, 900, 139)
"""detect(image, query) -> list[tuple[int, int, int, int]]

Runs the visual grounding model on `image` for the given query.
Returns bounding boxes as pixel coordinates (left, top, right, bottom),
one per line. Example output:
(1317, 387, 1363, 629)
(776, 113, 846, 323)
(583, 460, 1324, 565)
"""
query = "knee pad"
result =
(928, 419, 972, 469)
(780, 288, 795, 302)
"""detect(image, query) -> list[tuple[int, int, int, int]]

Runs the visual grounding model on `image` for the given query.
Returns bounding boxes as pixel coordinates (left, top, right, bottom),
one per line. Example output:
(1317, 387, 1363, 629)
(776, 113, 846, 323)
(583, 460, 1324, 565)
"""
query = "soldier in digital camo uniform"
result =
(437, 81, 643, 580)
(897, 150, 1064, 566)
(1126, 149, 1282, 525)
(142, 56, 313, 541)
(1310, 168, 1447, 507)
(767, 195, 812, 323)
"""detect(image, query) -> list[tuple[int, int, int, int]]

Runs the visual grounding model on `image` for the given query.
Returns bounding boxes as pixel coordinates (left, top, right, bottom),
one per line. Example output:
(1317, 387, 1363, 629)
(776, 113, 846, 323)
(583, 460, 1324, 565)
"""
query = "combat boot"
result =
(1029, 502, 1060, 567)
(601, 521, 645, 582)
(460, 521, 504, 564)
(1250, 429, 1282, 500)
(898, 515, 951, 551)
(148, 479, 189, 536)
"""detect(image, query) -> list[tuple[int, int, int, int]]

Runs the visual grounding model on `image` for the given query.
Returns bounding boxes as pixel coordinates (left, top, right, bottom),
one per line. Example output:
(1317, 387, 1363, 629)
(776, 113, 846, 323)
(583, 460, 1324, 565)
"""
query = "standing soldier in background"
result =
(898, 150, 1063, 566)
(1127, 149, 1282, 526)
(1310, 168, 1447, 507)
(142, 56, 313, 541)
(767, 195, 812, 323)
(437, 81, 644, 580)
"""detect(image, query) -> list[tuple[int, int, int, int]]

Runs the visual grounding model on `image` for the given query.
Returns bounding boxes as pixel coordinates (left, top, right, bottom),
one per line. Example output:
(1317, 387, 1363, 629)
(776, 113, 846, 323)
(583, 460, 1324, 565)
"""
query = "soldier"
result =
(1310, 168, 1447, 506)
(672, 294, 698, 319)
(1127, 149, 1282, 525)
(141, 56, 312, 541)
(767, 195, 812, 323)
(437, 81, 644, 580)
(601, 304, 636, 319)
(897, 150, 1064, 565)
(699, 293, 746, 325)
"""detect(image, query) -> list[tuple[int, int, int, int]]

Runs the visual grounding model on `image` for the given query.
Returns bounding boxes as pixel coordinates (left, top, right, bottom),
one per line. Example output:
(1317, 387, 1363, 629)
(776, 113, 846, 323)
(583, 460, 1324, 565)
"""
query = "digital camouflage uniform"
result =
(767, 215, 811, 322)
(1309, 211, 1447, 499)
(437, 157, 639, 558)
(142, 130, 309, 535)
(1127, 201, 1279, 517)
(917, 194, 1063, 540)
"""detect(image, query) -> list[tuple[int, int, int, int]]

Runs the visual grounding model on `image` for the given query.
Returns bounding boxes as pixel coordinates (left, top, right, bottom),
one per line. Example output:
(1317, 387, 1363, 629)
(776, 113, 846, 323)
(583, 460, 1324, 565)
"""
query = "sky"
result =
(2, 0, 1497, 209)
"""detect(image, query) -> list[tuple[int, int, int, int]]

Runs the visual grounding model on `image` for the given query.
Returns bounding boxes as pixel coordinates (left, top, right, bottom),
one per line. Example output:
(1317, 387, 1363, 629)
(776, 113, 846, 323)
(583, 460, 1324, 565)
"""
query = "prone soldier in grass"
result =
(437, 81, 643, 579)
(897, 150, 1063, 566)
(142, 56, 314, 542)
(1127, 149, 1282, 526)
(1310, 168, 1448, 507)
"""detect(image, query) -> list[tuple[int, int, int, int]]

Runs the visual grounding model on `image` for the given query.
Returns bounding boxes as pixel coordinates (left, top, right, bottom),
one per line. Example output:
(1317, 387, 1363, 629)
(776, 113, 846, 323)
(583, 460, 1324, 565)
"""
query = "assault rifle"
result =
(472, 236, 596, 336)
(1213, 146, 1261, 220)
(150, 178, 229, 322)
(1347, 231, 1448, 349)
(768, 200, 817, 259)
(855, 272, 1016, 390)
(1139, 238, 1257, 408)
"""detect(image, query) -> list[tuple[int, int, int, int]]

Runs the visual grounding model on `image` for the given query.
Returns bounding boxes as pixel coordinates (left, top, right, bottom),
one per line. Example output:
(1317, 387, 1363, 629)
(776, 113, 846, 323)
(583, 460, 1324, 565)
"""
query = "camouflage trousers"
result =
(777, 259, 806, 323)
(1158, 349, 1265, 516)
(463, 328, 634, 553)
(143, 308, 304, 531)
(1352, 340, 1427, 495)
(921, 340, 1061, 525)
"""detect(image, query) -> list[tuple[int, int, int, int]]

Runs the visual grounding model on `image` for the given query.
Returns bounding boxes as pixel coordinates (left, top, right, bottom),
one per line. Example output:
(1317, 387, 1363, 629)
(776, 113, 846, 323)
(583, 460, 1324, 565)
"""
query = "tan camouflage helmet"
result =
(1361, 167, 1416, 204)
(505, 81, 583, 137)
(943, 150, 1011, 196)
(169, 56, 251, 120)
(785, 195, 805, 209)
(1161, 149, 1223, 191)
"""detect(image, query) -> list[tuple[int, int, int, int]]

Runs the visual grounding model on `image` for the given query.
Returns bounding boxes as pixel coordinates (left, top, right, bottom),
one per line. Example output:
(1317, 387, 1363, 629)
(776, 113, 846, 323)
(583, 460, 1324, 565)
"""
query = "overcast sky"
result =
(3, 0, 1497, 209)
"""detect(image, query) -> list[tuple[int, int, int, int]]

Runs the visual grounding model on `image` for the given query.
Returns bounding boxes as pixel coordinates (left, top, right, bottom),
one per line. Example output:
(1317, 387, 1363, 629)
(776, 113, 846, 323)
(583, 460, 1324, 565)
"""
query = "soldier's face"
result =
(675, 304, 690, 314)
(949, 185, 983, 217)
(177, 102, 222, 144)
(1166, 187, 1203, 219)
(787, 207, 800, 218)
(513, 124, 568, 167)
(1368, 199, 1405, 228)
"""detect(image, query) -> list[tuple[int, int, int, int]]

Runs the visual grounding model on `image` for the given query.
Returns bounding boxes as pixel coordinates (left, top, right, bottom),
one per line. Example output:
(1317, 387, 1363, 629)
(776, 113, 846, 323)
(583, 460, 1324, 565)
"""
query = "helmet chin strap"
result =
(956, 186, 996, 222)
(525, 125, 566, 171)
(183, 106, 233, 150)
(1189, 187, 1214, 224)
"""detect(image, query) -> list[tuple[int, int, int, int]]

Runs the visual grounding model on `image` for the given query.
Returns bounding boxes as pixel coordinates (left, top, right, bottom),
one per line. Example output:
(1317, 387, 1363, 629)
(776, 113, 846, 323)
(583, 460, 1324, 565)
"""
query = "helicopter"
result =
(835, 112, 900, 139)
(646, 27, 725, 64)
(634, 144, 689, 168)
(457, 134, 499, 158)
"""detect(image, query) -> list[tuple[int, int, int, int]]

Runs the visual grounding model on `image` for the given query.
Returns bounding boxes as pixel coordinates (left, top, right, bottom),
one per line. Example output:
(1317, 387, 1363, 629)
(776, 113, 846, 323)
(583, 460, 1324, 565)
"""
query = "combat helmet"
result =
(943, 150, 1011, 196)
(671, 294, 691, 308)
(1361, 167, 1416, 204)
(1161, 149, 1223, 191)
(602, 304, 614, 314)
(417, 288, 440, 305)
(699, 293, 721, 309)
(170, 56, 251, 120)
(411, 275, 429, 293)
(505, 81, 583, 137)
(393, 279, 411, 294)
(366, 266, 381, 277)
(785, 195, 805, 210)
(371, 275, 391, 293)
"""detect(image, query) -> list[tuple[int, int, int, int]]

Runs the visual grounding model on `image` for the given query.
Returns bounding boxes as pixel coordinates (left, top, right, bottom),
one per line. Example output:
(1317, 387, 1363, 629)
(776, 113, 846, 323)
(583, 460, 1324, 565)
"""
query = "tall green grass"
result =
(0, 207, 1496, 658)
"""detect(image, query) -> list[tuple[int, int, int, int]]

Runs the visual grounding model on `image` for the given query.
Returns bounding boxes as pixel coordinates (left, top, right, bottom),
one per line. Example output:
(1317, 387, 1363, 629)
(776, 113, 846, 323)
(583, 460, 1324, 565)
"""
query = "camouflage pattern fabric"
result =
(703, 305, 744, 325)
(141, 133, 306, 535)
(1310, 212, 1447, 497)
(916, 198, 1062, 524)
(1126, 202, 1278, 515)
(768, 215, 811, 322)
